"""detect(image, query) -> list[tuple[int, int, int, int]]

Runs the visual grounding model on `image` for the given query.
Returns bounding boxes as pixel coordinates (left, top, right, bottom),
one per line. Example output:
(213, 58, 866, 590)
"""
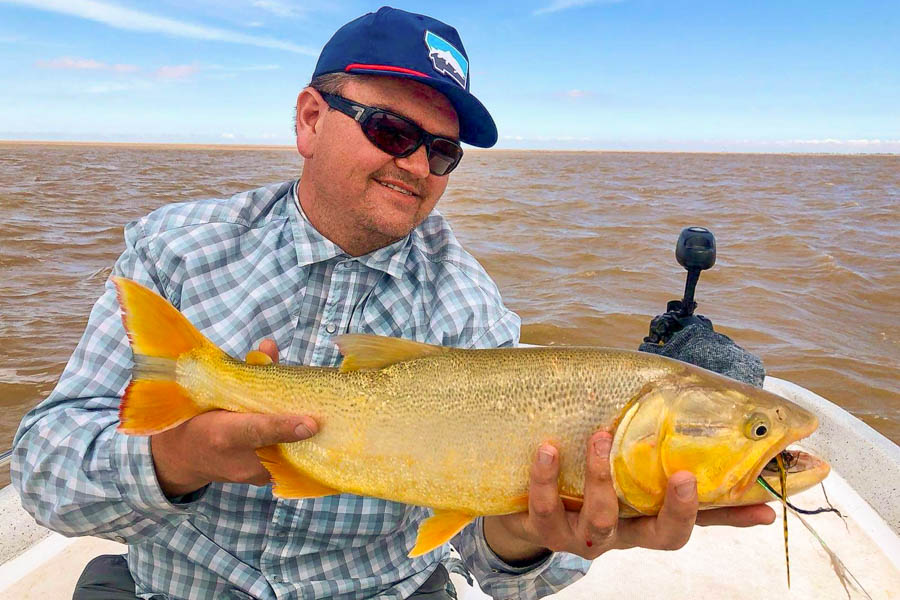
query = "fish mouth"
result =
(732, 447, 831, 505)
(759, 448, 830, 487)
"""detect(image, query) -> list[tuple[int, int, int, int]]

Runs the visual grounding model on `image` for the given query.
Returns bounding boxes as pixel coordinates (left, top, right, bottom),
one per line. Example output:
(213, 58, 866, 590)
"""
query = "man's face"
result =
(300, 75, 460, 255)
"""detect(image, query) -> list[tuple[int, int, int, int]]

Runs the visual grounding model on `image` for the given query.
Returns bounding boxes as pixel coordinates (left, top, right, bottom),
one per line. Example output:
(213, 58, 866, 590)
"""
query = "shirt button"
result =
(325, 324, 336, 334)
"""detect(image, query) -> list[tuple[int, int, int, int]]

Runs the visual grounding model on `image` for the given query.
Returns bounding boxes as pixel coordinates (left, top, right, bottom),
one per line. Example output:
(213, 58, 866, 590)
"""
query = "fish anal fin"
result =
(119, 380, 203, 435)
(335, 334, 447, 372)
(245, 350, 274, 366)
(256, 445, 341, 499)
(409, 510, 475, 558)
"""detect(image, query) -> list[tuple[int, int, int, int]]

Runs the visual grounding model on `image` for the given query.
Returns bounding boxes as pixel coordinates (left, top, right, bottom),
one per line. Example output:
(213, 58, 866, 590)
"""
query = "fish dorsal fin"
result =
(335, 334, 447, 373)
(409, 510, 475, 557)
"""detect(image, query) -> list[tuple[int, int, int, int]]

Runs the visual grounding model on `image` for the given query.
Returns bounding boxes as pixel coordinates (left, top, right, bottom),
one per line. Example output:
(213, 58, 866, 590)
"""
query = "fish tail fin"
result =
(112, 276, 217, 435)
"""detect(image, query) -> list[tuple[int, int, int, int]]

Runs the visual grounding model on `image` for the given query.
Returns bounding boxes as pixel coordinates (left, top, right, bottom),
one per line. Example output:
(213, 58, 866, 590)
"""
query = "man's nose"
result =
(394, 145, 431, 179)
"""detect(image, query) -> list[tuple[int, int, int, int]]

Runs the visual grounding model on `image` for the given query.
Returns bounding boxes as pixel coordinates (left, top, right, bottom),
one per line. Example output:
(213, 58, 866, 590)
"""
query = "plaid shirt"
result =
(13, 181, 589, 599)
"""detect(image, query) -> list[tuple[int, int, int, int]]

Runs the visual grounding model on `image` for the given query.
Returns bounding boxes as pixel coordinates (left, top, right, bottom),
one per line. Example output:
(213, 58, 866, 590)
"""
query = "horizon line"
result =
(2, 139, 898, 157)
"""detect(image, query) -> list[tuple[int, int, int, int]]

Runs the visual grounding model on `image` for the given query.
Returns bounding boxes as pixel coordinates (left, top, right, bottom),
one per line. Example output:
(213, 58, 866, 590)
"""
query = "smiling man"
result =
(295, 75, 461, 256)
(13, 7, 773, 600)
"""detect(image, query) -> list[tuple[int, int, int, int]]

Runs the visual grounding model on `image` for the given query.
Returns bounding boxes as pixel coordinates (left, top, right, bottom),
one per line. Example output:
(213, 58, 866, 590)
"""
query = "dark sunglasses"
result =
(318, 92, 464, 176)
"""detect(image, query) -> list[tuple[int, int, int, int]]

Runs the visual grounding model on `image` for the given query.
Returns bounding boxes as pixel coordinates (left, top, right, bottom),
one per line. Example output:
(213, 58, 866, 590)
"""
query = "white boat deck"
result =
(1, 377, 898, 599)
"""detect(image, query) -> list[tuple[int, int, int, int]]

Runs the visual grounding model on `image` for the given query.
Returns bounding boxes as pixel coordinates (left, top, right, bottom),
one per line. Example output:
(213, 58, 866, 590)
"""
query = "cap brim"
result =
(342, 69, 498, 148)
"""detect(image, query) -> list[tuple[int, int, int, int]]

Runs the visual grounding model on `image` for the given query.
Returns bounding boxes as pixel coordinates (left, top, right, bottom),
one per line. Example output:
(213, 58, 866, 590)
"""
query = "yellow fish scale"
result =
(179, 346, 675, 515)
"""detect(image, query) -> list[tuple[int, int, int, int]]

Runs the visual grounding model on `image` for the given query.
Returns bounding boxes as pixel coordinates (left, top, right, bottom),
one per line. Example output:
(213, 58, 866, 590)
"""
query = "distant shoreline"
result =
(0, 140, 296, 152)
(1, 139, 897, 156)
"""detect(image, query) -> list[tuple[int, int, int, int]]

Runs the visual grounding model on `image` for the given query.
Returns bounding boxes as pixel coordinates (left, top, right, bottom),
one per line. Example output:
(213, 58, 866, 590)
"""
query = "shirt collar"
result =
(291, 180, 412, 279)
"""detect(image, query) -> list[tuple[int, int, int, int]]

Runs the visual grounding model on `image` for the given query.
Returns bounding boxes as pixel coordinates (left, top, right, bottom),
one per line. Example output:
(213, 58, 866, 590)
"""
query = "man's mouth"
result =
(376, 179, 417, 197)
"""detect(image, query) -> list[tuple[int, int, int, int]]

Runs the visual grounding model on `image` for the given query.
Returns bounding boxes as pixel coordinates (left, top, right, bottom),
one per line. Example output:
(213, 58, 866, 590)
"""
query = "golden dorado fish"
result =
(113, 277, 829, 557)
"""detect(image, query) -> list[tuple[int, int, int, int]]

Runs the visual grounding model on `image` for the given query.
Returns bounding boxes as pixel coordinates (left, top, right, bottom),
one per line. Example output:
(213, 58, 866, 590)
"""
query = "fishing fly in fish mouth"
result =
(111, 276, 833, 560)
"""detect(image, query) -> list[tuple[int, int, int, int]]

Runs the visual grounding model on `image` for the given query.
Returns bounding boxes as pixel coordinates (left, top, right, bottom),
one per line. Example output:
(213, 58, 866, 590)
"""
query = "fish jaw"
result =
(729, 450, 831, 506)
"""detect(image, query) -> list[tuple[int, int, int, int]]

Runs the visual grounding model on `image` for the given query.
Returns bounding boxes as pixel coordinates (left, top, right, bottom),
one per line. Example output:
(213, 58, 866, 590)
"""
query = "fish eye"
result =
(745, 414, 771, 440)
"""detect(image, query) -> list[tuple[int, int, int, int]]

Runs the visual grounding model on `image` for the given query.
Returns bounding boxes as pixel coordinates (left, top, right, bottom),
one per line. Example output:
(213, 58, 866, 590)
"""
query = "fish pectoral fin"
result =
(335, 334, 448, 372)
(256, 445, 341, 499)
(509, 493, 584, 512)
(409, 510, 475, 558)
(244, 350, 274, 366)
(560, 494, 585, 512)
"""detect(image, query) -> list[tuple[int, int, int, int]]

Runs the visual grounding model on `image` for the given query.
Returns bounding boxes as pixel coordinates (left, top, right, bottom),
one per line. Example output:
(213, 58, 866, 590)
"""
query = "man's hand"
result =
(150, 339, 318, 497)
(483, 431, 775, 564)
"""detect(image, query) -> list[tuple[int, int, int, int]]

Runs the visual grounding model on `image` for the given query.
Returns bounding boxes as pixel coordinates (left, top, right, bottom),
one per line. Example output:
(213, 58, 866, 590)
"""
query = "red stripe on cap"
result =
(345, 63, 431, 78)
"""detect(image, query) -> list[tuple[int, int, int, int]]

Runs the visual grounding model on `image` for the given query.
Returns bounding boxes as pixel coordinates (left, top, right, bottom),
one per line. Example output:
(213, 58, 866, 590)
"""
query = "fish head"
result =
(611, 366, 819, 513)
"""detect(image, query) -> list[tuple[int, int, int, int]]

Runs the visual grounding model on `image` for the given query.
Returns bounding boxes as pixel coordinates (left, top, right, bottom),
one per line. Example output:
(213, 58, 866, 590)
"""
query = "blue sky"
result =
(1, 0, 898, 152)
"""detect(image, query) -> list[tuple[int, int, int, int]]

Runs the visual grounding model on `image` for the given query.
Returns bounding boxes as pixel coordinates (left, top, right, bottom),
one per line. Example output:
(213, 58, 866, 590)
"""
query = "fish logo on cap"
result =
(425, 31, 468, 88)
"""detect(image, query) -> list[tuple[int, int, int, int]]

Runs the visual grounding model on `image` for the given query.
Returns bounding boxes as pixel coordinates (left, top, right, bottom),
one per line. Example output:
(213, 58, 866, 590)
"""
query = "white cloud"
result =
(502, 134, 594, 142)
(208, 63, 282, 71)
(774, 138, 900, 146)
(534, 0, 622, 16)
(558, 89, 593, 99)
(155, 64, 198, 79)
(83, 80, 151, 93)
(221, 132, 236, 139)
(37, 56, 104, 69)
(36, 56, 139, 72)
(3, 0, 318, 54)
(251, 0, 304, 18)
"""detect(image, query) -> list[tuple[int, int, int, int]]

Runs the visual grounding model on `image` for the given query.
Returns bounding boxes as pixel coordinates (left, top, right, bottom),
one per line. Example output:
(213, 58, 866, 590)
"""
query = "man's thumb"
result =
(240, 414, 318, 447)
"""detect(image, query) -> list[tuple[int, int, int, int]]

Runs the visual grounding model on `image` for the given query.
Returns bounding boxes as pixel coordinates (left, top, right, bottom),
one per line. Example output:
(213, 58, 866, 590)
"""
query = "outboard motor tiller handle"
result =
(643, 227, 717, 345)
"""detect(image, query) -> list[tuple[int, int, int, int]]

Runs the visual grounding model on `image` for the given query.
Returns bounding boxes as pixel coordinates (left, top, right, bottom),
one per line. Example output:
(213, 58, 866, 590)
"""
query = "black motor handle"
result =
(675, 226, 716, 317)
(643, 227, 717, 345)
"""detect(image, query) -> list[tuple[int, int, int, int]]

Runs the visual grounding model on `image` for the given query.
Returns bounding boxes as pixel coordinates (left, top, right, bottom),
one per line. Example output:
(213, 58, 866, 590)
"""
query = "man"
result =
(12, 7, 773, 600)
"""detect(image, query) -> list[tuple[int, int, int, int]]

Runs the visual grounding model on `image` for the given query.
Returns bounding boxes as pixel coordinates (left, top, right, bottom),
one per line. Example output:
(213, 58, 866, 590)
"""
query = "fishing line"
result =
(755, 477, 843, 516)
(821, 482, 850, 531)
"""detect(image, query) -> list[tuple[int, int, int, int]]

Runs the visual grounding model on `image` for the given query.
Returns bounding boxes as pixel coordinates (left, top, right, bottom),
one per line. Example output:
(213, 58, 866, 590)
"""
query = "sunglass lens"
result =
(364, 113, 420, 156)
(362, 110, 463, 176)
(428, 139, 463, 176)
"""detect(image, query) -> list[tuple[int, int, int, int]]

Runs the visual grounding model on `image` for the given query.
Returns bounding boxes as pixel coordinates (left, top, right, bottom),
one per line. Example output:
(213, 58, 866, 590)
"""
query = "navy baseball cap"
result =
(313, 6, 497, 148)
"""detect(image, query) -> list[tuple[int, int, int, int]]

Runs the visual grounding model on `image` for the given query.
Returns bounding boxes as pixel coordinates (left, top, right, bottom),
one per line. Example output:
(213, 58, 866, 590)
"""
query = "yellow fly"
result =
(777, 452, 790, 588)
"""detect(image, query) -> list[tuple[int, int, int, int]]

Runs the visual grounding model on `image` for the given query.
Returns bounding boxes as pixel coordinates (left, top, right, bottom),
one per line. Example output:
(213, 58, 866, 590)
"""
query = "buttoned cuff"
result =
(110, 432, 205, 517)
(474, 517, 554, 575)
(453, 517, 591, 599)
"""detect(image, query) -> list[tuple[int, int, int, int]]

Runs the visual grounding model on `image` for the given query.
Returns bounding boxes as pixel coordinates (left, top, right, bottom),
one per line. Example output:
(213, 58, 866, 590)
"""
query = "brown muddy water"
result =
(1, 142, 898, 487)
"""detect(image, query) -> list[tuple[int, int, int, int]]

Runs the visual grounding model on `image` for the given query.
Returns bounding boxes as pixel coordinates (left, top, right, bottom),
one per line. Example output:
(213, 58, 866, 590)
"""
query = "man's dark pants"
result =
(73, 554, 458, 599)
